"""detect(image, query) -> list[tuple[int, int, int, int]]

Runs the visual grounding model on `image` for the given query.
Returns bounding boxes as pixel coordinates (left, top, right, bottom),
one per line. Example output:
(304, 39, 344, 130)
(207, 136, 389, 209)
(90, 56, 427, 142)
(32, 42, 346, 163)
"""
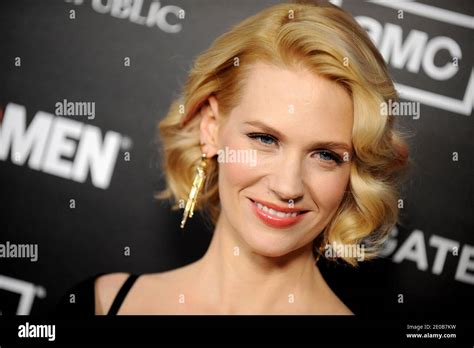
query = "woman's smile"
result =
(248, 197, 309, 229)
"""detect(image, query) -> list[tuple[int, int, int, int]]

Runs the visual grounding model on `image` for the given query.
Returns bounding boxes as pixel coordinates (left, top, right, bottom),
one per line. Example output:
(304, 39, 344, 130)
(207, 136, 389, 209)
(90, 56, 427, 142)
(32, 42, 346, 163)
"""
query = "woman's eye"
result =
(247, 133, 278, 146)
(315, 150, 342, 164)
(246, 134, 343, 165)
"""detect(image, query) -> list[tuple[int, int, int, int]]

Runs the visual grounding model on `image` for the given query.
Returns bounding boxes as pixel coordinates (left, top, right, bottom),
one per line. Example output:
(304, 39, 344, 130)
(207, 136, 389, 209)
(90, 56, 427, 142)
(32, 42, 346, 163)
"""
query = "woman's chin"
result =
(241, 233, 300, 258)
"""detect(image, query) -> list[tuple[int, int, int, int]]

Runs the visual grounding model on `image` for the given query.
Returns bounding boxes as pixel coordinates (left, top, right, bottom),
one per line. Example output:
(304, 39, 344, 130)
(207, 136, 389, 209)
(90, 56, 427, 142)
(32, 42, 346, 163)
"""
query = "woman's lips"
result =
(248, 198, 308, 228)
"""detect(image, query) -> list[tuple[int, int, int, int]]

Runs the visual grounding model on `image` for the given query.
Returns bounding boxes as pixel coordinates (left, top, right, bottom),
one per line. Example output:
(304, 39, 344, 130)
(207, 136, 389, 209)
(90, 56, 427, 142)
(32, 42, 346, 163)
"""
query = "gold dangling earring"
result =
(180, 153, 208, 229)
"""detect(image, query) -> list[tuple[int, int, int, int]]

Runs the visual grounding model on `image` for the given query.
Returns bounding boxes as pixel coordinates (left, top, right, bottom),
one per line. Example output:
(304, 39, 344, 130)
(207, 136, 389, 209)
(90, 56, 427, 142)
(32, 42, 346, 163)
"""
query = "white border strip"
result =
(395, 70, 473, 116)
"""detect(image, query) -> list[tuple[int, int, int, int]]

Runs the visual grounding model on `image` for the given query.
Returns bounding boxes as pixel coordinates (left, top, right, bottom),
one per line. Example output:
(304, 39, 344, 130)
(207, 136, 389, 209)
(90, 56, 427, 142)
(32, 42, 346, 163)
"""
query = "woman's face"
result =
(204, 61, 353, 258)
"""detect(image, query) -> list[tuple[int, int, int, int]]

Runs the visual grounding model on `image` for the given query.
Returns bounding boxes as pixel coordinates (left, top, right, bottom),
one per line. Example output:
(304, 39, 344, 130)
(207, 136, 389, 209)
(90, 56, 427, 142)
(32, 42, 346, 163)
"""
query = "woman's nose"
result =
(268, 154, 305, 203)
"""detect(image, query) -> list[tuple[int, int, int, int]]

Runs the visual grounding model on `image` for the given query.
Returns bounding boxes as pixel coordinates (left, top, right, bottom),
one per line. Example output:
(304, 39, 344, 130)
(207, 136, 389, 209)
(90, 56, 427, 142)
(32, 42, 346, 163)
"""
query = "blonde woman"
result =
(90, 1, 408, 315)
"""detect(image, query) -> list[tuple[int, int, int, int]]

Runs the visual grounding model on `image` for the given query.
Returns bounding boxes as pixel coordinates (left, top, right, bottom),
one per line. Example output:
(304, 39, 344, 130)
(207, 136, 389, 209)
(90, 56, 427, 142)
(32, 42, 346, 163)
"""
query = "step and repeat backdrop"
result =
(0, 0, 472, 317)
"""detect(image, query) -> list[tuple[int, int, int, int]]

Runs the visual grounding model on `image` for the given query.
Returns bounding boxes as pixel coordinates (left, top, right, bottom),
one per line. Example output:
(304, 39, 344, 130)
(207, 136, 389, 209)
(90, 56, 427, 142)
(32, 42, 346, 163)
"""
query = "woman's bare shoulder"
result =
(94, 272, 131, 315)
(95, 264, 197, 315)
(327, 295, 354, 315)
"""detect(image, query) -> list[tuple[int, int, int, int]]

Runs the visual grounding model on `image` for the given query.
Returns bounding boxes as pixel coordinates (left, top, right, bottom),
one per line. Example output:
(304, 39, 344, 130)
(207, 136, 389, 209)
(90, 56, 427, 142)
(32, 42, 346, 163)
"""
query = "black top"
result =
(53, 273, 140, 316)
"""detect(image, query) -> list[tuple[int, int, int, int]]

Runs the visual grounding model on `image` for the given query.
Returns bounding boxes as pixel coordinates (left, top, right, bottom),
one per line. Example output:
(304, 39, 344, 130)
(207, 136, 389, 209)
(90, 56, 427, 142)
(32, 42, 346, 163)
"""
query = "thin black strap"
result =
(107, 274, 139, 315)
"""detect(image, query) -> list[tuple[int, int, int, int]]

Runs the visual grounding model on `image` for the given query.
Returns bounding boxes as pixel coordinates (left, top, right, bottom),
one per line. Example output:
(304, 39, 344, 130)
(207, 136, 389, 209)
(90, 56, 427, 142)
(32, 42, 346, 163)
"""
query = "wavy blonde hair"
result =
(157, 0, 409, 266)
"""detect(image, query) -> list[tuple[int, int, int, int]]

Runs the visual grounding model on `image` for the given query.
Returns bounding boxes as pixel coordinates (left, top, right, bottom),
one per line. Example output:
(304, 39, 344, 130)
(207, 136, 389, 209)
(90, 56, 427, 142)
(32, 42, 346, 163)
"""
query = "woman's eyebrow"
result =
(243, 120, 352, 152)
(243, 120, 285, 139)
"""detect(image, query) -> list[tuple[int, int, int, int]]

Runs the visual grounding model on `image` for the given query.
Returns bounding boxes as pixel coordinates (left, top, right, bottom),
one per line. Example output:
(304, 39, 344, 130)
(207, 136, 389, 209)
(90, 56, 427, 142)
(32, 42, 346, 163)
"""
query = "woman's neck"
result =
(194, 213, 323, 314)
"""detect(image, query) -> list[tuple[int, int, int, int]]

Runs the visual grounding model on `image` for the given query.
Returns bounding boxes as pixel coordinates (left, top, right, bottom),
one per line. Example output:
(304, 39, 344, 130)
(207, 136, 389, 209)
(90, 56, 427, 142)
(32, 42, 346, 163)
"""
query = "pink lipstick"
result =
(248, 198, 308, 228)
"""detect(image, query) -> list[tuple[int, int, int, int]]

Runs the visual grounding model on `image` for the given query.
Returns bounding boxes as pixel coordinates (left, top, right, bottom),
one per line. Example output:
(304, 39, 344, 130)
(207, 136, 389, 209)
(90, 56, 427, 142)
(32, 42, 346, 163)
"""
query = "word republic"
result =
(67, 0, 185, 33)
(0, 103, 129, 189)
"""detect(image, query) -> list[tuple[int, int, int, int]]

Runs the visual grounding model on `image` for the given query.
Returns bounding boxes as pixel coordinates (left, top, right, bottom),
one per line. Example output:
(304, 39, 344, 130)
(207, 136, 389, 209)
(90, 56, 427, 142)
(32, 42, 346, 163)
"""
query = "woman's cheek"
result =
(216, 126, 260, 181)
(308, 169, 349, 213)
(219, 159, 255, 186)
(216, 135, 260, 193)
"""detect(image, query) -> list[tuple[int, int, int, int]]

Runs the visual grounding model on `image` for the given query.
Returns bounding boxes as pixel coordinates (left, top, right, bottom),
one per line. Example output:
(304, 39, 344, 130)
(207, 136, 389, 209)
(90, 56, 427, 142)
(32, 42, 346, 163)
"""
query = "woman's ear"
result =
(199, 95, 220, 157)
